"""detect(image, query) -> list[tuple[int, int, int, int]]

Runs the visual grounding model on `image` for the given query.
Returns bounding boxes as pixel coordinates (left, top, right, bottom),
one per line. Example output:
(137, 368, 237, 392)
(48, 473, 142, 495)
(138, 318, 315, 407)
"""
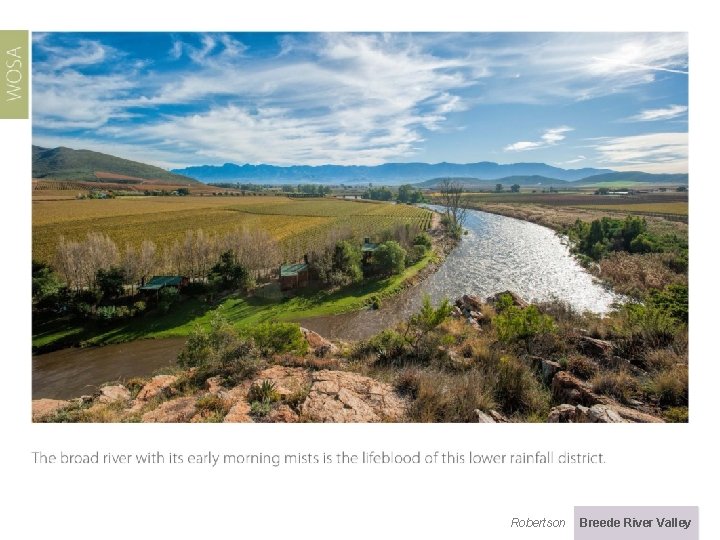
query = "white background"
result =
(2, 2, 718, 538)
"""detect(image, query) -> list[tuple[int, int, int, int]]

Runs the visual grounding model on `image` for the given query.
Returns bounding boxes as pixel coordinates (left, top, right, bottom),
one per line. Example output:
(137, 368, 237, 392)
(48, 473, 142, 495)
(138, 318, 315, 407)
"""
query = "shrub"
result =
(664, 406, 689, 423)
(177, 314, 252, 368)
(567, 356, 598, 380)
(132, 300, 147, 314)
(96, 267, 126, 299)
(621, 303, 678, 348)
(494, 305, 556, 349)
(407, 244, 427, 265)
(491, 355, 550, 416)
(195, 394, 230, 418)
(646, 365, 688, 407)
(248, 379, 280, 404)
(246, 322, 308, 356)
(413, 233, 432, 249)
(158, 287, 180, 313)
(591, 370, 638, 403)
(407, 369, 496, 422)
(372, 241, 407, 276)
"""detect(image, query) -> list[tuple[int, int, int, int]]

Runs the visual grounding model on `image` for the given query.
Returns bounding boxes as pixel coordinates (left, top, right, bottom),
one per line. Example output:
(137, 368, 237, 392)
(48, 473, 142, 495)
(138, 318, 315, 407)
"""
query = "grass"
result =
(33, 250, 435, 351)
(576, 202, 688, 216)
(32, 195, 433, 263)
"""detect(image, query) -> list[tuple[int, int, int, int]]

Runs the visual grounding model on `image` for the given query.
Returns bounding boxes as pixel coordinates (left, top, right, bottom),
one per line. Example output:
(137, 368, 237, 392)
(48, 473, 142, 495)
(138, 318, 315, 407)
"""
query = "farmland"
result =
(32, 194, 433, 264)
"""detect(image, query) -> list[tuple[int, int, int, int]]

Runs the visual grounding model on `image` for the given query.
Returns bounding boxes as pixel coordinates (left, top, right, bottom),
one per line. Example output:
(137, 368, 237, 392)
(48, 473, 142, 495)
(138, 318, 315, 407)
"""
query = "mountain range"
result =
(31, 145, 688, 187)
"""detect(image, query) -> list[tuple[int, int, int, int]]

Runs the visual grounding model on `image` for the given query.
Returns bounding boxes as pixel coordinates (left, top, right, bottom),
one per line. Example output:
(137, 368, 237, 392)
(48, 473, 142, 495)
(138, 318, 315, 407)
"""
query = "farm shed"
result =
(139, 275, 189, 296)
(362, 237, 379, 264)
(280, 263, 309, 291)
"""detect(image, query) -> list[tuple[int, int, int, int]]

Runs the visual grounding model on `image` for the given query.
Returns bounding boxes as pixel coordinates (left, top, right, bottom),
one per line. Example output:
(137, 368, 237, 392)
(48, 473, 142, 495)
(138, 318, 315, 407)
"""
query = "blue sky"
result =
(32, 32, 688, 173)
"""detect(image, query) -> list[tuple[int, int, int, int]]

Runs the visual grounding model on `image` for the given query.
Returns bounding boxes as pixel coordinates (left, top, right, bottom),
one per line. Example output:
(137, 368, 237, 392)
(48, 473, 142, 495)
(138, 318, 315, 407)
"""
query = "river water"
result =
(33, 207, 619, 399)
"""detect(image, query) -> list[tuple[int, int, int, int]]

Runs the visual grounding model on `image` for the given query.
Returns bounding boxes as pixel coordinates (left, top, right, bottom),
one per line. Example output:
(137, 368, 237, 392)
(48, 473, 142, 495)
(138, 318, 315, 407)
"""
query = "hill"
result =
(171, 161, 613, 184)
(416, 175, 569, 189)
(32, 146, 199, 184)
(572, 171, 689, 185)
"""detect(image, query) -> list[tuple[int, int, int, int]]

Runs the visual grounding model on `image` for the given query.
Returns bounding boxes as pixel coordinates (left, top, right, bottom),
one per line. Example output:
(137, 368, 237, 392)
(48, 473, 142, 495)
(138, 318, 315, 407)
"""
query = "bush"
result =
(664, 406, 689, 423)
(208, 250, 253, 291)
(567, 356, 598, 380)
(407, 369, 496, 422)
(494, 305, 556, 349)
(621, 302, 678, 348)
(183, 282, 209, 296)
(248, 379, 280, 404)
(133, 300, 147, 314)
(96, 267, 126, 299)
(413, 233, 432, 249)
(491, 355, 549, 416)
(372, 241, 407, 276)
(407, 244, 427, 265)
(591, 370, 638, 403)
(648, 284, 688, 324)
(245, 322, 308, 356)
(158, 287, 180, 313)
(646, 365, 688, 407)
(177, 314, 252, 368)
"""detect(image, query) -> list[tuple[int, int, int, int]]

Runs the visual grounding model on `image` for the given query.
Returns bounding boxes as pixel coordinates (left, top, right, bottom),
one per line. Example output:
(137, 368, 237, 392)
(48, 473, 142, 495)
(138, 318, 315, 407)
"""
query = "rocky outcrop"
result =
(134, 375, 177, 403)
(551, 371, 599, 406)
(142, 396, 197, 423)
(32, 399, 70, 421)
(579, 336, 614, 358)
(97, 385, 131, 404)
(301, 327, 339, 357)
(301, 370, 407, 422)
(267, 404, 300, 423)
(253, 366, 310, 400)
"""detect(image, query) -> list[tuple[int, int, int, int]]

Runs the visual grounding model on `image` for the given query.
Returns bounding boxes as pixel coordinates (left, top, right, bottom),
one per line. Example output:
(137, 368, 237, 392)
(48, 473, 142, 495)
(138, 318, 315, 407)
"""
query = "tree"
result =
(32, 261, 64, 307)
(96, 267, 126, 300)
(333, 241, 363, 284)
(177, 187, 190, 196)
(510, 183, 521, 193)
(495, 183, 503, 192)
(676, 185, 687, 192)
(438, 179, 468, 237)
(208, 250, 252, 290)
(373, 241, 407, 275)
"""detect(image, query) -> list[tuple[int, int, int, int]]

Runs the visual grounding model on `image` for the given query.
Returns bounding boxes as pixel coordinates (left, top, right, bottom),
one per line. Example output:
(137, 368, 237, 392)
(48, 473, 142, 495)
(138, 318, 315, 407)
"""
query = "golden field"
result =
(32, 195, 433, 263)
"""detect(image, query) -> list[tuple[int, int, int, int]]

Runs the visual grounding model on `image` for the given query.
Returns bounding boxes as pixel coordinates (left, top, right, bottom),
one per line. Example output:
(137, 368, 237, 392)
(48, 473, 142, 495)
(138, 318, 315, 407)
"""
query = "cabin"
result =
(139, 275, 189, 298)
(280, 262, 309, 291)
(362, 237, 379, 265)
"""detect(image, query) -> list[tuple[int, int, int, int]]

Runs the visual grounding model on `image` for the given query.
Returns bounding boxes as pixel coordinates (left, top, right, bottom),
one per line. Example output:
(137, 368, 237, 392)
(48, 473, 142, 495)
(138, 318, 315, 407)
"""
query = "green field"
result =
(32, 195, 433, 263)
(576, 202, 688, 216)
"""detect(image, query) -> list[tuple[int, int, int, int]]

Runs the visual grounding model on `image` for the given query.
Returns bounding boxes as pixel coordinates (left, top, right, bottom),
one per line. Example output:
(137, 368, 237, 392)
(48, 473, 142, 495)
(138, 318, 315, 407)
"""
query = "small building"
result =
(362, 237, 379, 265)
(139, 275, 189, 297)
(280, 263, 309, 291)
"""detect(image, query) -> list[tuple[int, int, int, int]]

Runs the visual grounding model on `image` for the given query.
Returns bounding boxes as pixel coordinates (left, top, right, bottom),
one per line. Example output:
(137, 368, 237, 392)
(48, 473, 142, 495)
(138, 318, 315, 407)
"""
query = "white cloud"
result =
(505, 126, 573, 152)
(560, 155, 586, 165)
(627, 104, 688, 122)
(593, 132, 687, 173)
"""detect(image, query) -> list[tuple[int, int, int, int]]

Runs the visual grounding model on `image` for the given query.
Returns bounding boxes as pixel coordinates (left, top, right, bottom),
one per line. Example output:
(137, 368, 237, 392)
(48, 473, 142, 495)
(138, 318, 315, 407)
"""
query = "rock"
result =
(32, 399, 70, 421)
(611, 406, 664, 424)
(300, 370, 407, 422)
(300, 327, 339, 357)
(267, 404, 300, 423)
(579, 336, 614, 358)
(540, 359, 562, 385)
(547, 404, 579, 423)
(142, 397, 197, 423)
(253, 366, 311, 400)
(460, 294, 484, 312)
(489, 410, 509, 423)
(204, 376, 226, 395)
(586, 404, 627, 423)
(134, 375, 177, 403)
(475, 409, 496, 423)
(551, 371, 600, 406)
(487, 290, 528, 309)
(223, 398, 253, 423)
(96, 385, 131, 404)
(451, 306, 463, 318)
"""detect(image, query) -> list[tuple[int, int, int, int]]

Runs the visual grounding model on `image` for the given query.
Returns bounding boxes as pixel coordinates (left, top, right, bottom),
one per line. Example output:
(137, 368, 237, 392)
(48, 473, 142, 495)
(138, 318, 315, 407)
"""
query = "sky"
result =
(32, 32, 688, 173)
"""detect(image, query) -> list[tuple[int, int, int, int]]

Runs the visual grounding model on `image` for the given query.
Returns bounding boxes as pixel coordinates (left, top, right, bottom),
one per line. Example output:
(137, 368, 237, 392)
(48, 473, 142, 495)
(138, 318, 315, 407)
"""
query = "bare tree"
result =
(136, 240, 157, 286)
(121, 244, 141, 294)
(55, 237, 85, 291)
(438, 179, 468, 237)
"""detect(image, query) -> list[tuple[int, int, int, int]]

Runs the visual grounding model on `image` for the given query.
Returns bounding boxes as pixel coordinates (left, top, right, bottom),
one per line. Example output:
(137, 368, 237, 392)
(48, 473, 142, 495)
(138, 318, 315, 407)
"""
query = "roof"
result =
(280, 263, 309, 277)
(140, 275, 185, 290)
(362, 242, 379, 252)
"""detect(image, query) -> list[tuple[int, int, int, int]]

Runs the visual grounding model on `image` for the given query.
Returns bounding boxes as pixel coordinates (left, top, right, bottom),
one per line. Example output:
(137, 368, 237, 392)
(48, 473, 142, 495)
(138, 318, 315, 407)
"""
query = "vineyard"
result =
(32, 196, 433, 264)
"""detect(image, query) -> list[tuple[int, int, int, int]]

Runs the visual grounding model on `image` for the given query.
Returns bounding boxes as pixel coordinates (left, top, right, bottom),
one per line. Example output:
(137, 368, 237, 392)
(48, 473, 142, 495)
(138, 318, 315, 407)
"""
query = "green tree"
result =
(208, 250, 252, 290)
(510, 183, 520, 193)
(495, 183, 503, 192)
(95, 267, 126, 300)
(333, 241, 363, 284)
(373, 241, 407, 275)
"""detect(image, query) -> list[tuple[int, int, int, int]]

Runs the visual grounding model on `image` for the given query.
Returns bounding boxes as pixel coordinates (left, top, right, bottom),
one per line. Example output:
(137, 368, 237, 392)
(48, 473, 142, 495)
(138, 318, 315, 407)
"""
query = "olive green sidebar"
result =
(0, 30, 28, 119)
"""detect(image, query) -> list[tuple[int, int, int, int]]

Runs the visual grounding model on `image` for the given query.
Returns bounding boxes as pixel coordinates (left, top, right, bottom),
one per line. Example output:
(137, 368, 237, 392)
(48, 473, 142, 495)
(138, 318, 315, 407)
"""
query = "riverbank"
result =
(458, 201, 688, 299)
(33, 291, 684, 423)
(33, 210, 456, 353)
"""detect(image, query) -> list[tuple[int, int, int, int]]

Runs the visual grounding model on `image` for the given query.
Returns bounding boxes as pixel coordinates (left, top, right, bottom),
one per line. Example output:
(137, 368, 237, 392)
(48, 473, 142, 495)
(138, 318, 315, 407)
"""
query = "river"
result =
(33, 207, 619, 399)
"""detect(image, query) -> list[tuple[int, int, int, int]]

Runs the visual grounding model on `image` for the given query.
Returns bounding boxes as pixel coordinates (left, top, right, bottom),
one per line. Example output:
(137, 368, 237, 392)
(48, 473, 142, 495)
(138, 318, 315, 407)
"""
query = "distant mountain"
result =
(572, 171, 689, 185)
(416, 175, 568, 189)
(171, 161, 613, 185)
(32, 146, 199, 184)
